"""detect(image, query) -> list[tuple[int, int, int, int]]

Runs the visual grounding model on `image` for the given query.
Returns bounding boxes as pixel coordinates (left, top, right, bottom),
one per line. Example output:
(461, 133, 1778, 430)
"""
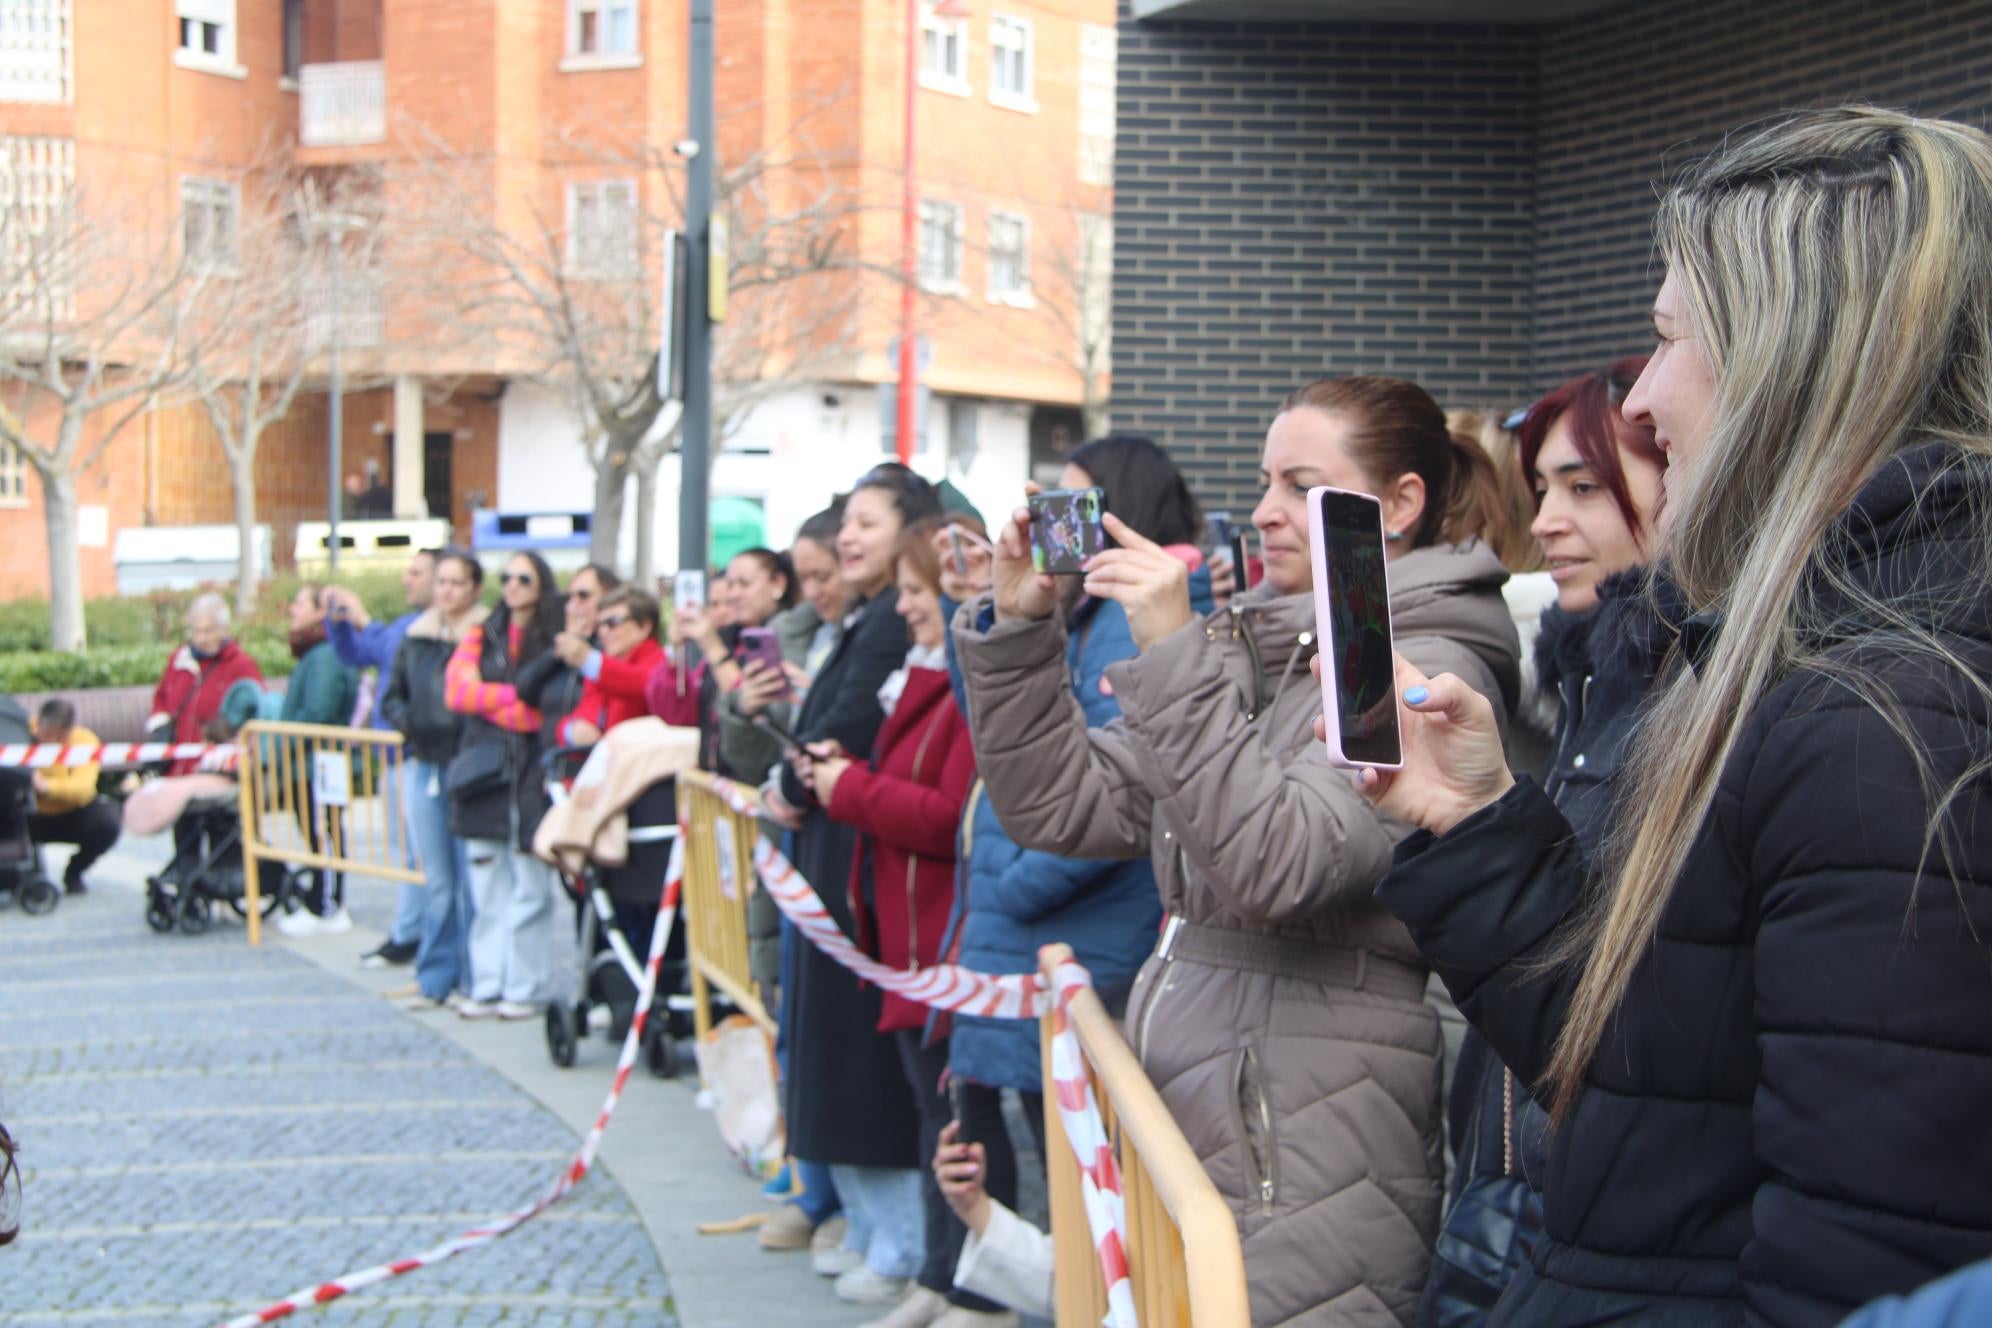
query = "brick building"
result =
(1110, 0, 1992, 511)
(0, 0, 1112, 601)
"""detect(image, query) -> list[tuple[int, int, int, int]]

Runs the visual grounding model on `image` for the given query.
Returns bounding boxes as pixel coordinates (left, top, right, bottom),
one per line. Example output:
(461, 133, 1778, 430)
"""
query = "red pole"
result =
(895, 0, 919, 464)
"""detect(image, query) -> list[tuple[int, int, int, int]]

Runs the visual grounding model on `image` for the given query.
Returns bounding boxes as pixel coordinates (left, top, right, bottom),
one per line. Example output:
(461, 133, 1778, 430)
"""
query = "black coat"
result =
(448, 618, 552, 852)
(514, 653, 586, 752)
(1384, 444, 1992, 1327)
(777, 588, 923, 1169)
(380, 612, 475, 767)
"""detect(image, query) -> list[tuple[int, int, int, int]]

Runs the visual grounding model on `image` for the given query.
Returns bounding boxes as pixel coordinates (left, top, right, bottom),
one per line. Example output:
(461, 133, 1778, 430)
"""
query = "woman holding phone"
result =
(646, 547, 796, 775)
(1364, 109, 1992, 1326)
(952, 380, 1520, 1325)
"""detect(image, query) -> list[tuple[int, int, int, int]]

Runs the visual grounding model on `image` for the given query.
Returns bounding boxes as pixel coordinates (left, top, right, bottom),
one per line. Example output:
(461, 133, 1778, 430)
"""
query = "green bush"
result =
(0, 571, 414, 655)
(0, 636, 297, 694)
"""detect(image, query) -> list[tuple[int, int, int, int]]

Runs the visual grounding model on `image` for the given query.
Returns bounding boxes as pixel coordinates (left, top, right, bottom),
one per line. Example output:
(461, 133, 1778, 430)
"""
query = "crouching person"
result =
(28, 700, 120, 894)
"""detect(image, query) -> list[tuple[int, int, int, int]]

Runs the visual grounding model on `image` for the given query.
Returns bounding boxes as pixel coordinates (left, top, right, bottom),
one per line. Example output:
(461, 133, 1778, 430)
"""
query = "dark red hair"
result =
(1517, 356, 1664, 537)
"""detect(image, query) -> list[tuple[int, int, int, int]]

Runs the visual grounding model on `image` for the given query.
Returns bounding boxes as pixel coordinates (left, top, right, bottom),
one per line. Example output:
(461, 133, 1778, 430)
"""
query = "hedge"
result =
(0, 572, 413, 655)
(0, 635, 297, 693)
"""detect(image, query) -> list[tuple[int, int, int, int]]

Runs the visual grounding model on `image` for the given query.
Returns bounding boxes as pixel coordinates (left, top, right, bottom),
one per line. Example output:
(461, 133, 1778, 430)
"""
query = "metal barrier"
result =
(1038, 943, 1251, 1328)
(237, 720, 423, 946)
(676, 770, 776, 1047)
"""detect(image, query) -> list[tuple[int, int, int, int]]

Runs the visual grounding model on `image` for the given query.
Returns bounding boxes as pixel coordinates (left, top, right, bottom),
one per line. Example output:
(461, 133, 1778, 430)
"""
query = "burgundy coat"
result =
(826, 665, 976, 1033)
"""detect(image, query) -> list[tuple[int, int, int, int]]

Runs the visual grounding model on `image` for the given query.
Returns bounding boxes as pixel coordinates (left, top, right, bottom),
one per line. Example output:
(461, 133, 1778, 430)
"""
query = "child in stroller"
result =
(0, 695, 61, 916)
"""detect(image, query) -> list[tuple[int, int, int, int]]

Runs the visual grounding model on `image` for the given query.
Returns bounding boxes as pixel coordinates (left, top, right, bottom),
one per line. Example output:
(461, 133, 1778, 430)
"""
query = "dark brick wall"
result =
(1534, 0, 1992, 382)
(1114, 0, 1992, 509)
(1110, 16, 1540, 512)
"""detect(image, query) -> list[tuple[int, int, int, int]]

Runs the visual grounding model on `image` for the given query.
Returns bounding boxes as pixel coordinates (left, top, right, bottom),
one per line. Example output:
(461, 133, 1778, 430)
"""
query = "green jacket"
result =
(279, 641, 360, 729)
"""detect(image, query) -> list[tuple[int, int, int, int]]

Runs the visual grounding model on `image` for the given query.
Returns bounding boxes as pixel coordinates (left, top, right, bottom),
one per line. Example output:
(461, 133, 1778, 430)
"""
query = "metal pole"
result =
(679, 0, 715, 576)
(895, 0, 918, 464)
(327, 226, 343, 576)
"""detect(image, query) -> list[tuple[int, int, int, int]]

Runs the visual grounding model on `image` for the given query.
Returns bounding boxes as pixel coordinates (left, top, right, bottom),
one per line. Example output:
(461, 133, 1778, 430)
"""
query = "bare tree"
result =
(0, 146, 216, 650)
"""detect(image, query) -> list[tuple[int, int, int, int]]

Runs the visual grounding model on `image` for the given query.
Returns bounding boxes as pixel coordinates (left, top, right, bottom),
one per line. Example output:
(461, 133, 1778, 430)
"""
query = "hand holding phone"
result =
(1308, 486, 1401, 770)
(735, 628, 789, 694)
(947, 1075, 975, 1149)
(1027, 487, 1107, 575)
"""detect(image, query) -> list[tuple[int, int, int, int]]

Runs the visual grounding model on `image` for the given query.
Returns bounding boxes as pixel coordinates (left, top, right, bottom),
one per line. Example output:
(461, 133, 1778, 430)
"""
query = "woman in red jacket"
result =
(553, 587, 665, 745)
(804, 522, 992, 1326)
(148, 592, 264, 776)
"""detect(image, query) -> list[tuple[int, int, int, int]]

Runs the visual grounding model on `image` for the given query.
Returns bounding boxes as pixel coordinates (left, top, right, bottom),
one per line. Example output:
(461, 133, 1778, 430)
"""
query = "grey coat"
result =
(952, 541, 1520, 1326)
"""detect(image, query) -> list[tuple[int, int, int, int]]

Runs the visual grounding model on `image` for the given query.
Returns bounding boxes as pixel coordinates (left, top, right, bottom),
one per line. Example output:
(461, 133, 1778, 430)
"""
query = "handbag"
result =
(445, 742, 508, 799)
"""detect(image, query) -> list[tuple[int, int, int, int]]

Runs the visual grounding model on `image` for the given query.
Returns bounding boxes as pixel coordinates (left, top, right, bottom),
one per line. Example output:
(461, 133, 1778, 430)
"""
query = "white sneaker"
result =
(495, 1000, 539, 1021)
(835, 1266, 910, 1306)
(813, 1243, 864, 1278)
(457, 999, 498, 1020)
(860, 1285, 946, 1328)
(809, 1214, 850, 1256)
(276, 907, 353, 938)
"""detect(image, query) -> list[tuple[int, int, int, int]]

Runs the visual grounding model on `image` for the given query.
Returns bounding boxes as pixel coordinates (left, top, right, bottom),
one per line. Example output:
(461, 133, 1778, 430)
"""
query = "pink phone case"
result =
(1307, 485, 1403, 771)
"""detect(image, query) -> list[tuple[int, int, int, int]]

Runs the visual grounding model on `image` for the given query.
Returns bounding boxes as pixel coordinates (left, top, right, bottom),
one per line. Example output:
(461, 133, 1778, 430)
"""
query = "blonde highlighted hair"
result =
(1544, 107, 1992, 1119)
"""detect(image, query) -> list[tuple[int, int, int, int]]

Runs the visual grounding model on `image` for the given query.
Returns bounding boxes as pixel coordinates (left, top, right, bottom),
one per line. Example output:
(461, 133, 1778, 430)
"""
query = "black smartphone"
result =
(948, 1075, 974, 1149)
(1230, 530, 1256, 592)
(754, 715, 806, 755)
(1027, 487, 1106, 575)
(1207, 511, 1234, 555)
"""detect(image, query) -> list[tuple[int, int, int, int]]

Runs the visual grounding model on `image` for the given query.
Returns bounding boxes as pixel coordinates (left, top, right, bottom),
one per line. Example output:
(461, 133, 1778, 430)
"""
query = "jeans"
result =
(794, 1156, 842, 1227)
(465, 819, 556, 1005)
(405, 759, 472, 1001)
(829, 1163, 924, 1280)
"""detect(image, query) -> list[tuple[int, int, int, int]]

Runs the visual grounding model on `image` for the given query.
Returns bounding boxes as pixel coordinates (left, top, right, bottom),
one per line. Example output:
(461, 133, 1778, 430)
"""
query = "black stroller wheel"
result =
(226, 877, 285, 920)
(144, 888, 176, 932)
(177, 891, 212, 935)
(545, 1002, 578, 1068)
(18, 877, 59, 916)
(643, 1023, 680, 1079)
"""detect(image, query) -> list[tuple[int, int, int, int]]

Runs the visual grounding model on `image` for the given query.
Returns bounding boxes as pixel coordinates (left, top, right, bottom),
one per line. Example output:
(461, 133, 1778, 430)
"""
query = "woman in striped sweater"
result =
(444, 551, 564, 1021)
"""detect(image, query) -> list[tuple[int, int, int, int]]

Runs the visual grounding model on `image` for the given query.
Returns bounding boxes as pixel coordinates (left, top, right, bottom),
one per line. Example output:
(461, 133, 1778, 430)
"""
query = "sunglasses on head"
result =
(598, 612, 633, 630)
(502, 572, 536, 586)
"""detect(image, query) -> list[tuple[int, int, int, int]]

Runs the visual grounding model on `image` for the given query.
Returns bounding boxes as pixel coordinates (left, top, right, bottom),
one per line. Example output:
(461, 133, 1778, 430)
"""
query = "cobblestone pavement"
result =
(0, 845, 674, 1327)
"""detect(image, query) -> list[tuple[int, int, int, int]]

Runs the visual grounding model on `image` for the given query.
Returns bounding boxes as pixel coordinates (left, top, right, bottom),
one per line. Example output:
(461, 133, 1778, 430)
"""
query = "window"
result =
(0, 135, 74, 316)
(181, 177, 239, 272)
(569, 0, 638, 59)
(988, 15, 1034, 111)
(919, 1, 967, 94)
(1077, 22, 1116, 187)
(567, 179, 639, 277)
(282, 0, 303, 80)
(987, 211, 1030, 304)
(174, 0, 238, 74)
(917, 200, 962, 293)
(0, 443, 25, 509)
(0, 0, 70, 104)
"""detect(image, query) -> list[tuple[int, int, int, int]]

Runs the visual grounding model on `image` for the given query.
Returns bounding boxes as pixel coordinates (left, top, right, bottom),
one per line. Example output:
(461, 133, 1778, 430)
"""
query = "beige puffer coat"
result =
(952, 541, 1520, 1326)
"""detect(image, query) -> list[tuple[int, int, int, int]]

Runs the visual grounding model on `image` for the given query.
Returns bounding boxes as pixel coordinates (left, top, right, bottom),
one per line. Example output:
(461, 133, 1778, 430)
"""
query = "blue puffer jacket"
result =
(938, 571, 1210, 1092)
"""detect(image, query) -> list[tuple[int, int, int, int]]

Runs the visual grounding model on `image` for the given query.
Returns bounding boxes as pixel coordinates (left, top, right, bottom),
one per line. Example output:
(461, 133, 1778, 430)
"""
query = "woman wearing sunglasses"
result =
(516, 564, 623, 748)
(554, 588, 665, 747)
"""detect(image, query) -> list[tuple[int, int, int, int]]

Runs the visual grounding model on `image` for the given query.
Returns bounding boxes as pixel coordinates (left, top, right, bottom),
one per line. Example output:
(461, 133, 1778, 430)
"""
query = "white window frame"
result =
(173, 0, 244, 79)
(1077, 22, 1116, 187)
(180, 176, 240, 274)
(986, 210, 1031, 307)
(917, 199, 964, 295)
(0, 442, 27, 509)
(918, 2, 969, 97)
(565, 178, 640, 278)
(563, 0, 642, 70)
(987, 14, 1035, 113)
(0, 0, 72, 105)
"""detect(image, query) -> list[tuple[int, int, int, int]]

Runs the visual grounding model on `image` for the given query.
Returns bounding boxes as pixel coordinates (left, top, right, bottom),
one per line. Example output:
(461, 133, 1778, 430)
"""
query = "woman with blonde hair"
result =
(1366, 107, 1992, 1325)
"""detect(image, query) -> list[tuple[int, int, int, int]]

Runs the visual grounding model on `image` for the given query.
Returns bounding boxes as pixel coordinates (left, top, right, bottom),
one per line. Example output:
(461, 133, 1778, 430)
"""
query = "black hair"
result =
(489, 550, 563, 664)
(1067, 433, 1206, 548)
(729, 547, 799, 613)
(436, 546, 485, 589)
(0, 1116, 15, 1246)
(797, 501, 846, 548)
(36, 698, 75, 731)
(853, 465, 943, 527)
(571, 562, 624, 594)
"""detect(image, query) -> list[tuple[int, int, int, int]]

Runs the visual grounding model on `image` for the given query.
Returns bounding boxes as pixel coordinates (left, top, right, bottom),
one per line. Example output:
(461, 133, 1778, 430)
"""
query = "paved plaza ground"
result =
(0, 833, 890, 1327)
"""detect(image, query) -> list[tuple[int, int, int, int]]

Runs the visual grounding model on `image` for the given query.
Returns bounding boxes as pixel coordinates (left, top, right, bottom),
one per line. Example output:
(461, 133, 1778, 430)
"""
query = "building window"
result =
(987, 211, 1030, 304)
(0, 0, 70, 105)
(174, 0, 237, 72)
(1077, 22, 1116, 187)
(282, 0, 303, 79)
(0, 442, 25, 508)
(0, 135, 74, 317)
(567, 179, 639, 277)
(988, 15, 1034, 111)
(918, 200, 962, 293)
(919, 2, 967, 94)
(181, 177, 239, 272)
(570, 0, 638, 58)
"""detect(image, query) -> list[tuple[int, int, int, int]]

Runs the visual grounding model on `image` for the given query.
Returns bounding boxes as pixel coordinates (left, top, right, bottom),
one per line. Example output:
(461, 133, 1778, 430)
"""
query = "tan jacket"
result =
(952, 540, 1520, 1326)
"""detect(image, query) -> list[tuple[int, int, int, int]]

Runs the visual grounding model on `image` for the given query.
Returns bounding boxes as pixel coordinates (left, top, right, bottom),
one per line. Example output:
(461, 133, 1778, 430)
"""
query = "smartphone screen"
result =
(1027, 488, 1106, 575)
(1309, 487, 1400, 768)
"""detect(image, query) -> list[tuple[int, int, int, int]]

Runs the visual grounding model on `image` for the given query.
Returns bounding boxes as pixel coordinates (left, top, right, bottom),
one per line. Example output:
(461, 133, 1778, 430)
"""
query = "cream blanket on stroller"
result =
(531, 718, 700, 875)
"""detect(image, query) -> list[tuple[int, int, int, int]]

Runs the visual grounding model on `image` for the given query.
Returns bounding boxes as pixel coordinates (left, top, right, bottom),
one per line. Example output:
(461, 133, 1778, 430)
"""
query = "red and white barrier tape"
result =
(1048, 958, 1139, 1328)
(211, 839, 685, 1328)
(0, 740, 236, 769)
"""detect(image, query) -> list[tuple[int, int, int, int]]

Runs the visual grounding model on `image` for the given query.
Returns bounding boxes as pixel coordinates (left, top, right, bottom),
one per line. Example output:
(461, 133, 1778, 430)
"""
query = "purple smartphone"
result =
(735, 627, 791, 698)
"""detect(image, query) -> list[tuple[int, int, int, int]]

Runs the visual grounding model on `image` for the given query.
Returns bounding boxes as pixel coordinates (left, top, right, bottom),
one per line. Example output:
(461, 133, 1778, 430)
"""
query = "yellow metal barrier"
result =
(676, 770, 776, 1048)
(237, 720, 423, 946)
(1039, 943, 1251, 1328)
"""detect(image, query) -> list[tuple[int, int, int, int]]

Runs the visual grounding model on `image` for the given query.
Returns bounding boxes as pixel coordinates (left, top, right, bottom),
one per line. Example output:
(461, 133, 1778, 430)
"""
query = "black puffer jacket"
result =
(448, 617, 553, 852)
(1384, 444, 1992, 1326)
(1421, 570, 1685, 1326)
(381, 606, 486, 766)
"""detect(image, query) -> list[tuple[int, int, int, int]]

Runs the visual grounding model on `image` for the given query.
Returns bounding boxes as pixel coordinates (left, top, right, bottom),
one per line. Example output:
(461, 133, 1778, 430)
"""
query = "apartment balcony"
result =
(299, 61, 385, 148)
(306, 275, 384, 351)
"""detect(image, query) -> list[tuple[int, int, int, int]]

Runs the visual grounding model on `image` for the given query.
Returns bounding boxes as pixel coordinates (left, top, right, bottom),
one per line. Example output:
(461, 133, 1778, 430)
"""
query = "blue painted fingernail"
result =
(1404, 686, 1429, 705)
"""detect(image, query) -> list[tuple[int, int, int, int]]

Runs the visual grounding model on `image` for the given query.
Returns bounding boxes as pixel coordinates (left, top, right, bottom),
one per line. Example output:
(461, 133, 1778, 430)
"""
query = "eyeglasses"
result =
(501, 572, 536, 586)
(598, 613, 634, 630)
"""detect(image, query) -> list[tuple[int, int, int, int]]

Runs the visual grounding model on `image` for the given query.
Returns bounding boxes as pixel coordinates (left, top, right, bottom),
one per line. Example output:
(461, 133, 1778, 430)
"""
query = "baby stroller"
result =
(143, 793, 294, 936)
(541, 747, 694, 1079)
(0, 695, 61, 916)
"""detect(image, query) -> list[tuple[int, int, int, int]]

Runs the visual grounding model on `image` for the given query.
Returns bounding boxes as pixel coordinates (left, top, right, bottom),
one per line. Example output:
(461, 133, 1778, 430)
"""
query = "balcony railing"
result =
(305, 275, 384, 350)
(299, 61, 385, 148)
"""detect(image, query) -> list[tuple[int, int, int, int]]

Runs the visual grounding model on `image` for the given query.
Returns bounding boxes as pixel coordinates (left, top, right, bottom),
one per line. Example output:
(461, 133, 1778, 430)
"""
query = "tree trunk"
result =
(1082, 378, 1111, 441)
(632, 452, 660, 589)
(589, 449, 628, 572)
(229, 444, 260, 617)
(39, 464, 85, 652)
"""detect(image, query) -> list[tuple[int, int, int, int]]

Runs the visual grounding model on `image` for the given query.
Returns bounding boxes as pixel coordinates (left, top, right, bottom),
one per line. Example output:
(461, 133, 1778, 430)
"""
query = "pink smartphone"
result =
(1307, 485, 1402, 770)
(735, 627, 792, 698)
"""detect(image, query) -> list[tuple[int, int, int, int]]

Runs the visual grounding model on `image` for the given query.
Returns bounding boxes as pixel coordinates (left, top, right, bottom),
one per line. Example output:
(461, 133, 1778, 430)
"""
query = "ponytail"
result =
(1437, 428, 1509, 548)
